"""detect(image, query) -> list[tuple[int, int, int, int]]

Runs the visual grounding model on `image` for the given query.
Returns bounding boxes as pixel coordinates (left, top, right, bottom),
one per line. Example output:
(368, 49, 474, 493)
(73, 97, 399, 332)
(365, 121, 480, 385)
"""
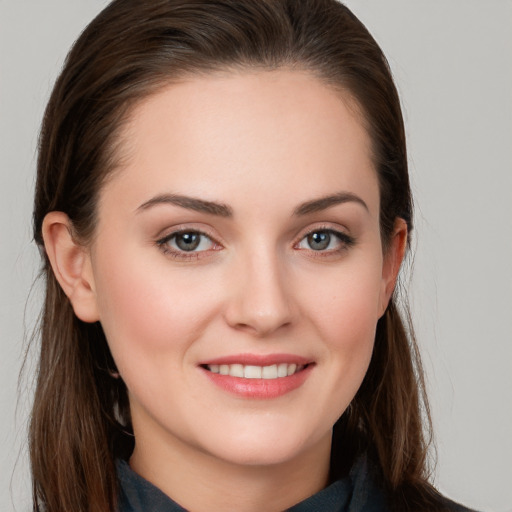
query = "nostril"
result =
(231, 318, 292, 337)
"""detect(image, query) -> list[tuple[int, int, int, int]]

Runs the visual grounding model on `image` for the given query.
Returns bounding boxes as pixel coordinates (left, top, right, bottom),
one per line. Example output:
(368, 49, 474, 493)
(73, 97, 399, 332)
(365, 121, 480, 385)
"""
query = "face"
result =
(84, 70, 399, 469)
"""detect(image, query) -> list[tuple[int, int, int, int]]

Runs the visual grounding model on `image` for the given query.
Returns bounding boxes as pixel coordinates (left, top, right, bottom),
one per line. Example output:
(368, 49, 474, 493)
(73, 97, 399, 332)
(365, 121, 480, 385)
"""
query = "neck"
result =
(130, 430, 332, 512)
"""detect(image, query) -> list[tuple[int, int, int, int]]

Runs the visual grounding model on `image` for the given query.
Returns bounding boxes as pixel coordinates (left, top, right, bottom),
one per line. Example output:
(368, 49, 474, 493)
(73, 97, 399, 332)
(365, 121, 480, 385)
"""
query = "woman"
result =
(31, 1, 476, 511)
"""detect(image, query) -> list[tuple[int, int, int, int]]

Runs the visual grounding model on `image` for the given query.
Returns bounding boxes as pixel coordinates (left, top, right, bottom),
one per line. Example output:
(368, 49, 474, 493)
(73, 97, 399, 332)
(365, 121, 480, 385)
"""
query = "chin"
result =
(199, 420, 329, 468)
(211, 444, 305, 467)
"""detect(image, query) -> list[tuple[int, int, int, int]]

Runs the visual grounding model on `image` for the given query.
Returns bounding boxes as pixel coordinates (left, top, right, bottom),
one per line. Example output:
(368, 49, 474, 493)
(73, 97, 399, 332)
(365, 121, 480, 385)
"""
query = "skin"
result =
(43, 69, 407, 512)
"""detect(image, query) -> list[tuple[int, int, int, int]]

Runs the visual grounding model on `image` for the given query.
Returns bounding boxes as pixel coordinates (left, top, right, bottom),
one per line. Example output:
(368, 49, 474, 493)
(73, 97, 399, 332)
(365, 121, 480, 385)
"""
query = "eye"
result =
(171, 232, 209, 252)
(157, 230, 219, 258)
(296, 229, 354, 252)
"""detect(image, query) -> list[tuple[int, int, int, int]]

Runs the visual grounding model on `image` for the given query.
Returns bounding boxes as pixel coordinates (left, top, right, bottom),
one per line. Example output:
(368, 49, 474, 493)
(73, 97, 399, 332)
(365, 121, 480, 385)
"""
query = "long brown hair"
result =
(31, 1, 444, 510)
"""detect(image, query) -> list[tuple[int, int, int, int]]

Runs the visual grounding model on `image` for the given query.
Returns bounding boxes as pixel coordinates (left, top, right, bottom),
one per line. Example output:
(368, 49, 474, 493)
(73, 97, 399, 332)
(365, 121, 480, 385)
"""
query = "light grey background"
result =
(1, 1, 511, 511)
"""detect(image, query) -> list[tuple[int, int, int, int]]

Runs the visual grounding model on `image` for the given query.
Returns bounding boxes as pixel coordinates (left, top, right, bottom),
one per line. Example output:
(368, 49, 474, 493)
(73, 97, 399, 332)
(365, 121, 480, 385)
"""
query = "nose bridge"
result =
(225, 241, 294, 336)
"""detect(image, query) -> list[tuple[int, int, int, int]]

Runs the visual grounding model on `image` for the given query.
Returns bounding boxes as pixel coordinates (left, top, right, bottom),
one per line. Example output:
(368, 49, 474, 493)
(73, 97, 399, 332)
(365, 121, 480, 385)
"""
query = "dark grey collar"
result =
(116, 455, 388, 512)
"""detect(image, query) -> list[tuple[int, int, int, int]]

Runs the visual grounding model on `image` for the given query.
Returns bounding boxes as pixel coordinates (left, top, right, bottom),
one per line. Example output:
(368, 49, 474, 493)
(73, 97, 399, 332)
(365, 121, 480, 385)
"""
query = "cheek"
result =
(320, 284, 378, 381)
(300, 253, 383, 397)
(307, 254, 383, 343)
(91, 245, 221, 374)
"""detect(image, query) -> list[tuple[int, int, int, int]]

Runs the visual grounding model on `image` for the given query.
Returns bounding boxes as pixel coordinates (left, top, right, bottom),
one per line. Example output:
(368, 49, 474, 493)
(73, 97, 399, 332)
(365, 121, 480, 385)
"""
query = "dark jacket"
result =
(116, 457, 477, 512)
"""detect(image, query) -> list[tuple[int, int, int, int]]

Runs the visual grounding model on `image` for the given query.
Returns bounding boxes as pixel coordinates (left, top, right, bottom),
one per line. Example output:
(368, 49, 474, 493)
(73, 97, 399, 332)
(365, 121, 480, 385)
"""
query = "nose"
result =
(223, 250, 296, 337)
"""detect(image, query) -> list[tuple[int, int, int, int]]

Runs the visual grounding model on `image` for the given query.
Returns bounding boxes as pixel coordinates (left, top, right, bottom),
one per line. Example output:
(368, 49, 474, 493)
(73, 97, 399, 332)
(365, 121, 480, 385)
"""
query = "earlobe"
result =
(42, 212, 100, 323)
(378, 218, 408, 316)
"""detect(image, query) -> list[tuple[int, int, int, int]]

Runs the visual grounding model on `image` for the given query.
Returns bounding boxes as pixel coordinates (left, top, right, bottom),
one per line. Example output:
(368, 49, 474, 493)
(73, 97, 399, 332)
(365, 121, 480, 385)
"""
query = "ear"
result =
(42, 212, 99, 323)
(378, 218, 408, 317)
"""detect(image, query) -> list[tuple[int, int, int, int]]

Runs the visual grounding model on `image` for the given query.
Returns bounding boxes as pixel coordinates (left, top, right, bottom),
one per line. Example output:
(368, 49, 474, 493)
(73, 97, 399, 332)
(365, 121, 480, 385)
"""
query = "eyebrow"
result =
(136, 194, 233, 217)
(293, 192, 369, 216)
(136, 191, 368, 218)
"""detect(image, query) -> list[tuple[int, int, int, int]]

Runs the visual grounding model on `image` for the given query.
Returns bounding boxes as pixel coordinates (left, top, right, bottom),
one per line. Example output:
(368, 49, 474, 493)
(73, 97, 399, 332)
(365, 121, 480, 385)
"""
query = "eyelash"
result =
(294, 227, 356, 257)
(156, 229, 221, 261)
(156, 226, 355, 261)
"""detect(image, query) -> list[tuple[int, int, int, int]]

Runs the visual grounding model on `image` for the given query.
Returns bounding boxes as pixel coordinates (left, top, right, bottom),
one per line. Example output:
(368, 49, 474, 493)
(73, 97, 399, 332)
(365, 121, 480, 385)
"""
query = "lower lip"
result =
(200, 365, 314, 399)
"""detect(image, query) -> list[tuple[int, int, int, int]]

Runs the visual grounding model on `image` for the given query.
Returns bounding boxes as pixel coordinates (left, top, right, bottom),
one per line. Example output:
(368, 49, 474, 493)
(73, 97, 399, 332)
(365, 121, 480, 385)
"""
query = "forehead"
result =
(102, 69, 379, 217)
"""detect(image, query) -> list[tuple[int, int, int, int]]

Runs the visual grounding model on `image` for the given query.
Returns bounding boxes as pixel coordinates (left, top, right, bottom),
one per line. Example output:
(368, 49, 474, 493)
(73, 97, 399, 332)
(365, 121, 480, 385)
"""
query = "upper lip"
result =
(199, 353, 313, 366)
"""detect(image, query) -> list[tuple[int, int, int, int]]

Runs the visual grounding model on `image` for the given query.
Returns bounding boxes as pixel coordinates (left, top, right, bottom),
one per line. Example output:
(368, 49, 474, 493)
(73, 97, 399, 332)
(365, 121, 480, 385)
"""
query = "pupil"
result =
(308, 231, 330, 250)
(176, 232, 200, 251)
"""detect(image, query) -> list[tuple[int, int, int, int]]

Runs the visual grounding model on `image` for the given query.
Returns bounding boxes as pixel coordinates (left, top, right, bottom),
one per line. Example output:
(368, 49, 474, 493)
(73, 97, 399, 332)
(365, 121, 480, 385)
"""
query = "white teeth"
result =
(244, 365, 262, 378)
(277, 363, 288, 377)
(230, 364, 244, 378)
(262, 364, 277, 379)
(206, 363, 305, 379)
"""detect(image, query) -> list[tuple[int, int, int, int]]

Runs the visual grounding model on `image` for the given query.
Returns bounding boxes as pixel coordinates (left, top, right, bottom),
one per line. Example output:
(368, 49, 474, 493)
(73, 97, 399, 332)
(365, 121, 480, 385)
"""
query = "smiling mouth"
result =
(201, 363, 309, 379)
(200, 358, 314, 398)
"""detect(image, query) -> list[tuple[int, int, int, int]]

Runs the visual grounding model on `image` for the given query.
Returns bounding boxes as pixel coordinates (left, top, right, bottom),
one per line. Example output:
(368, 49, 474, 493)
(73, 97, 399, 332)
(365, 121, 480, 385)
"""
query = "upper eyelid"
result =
(294, 223, 352, 241)
(157, 232, 219, 253)
(158, 230, 212, 243)
(156, 225, 222, 244)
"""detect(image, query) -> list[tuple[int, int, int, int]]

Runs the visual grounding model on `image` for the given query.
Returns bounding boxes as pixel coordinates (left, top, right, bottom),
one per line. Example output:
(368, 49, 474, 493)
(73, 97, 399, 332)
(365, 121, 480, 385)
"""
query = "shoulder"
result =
(350, 455, 479, 512)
